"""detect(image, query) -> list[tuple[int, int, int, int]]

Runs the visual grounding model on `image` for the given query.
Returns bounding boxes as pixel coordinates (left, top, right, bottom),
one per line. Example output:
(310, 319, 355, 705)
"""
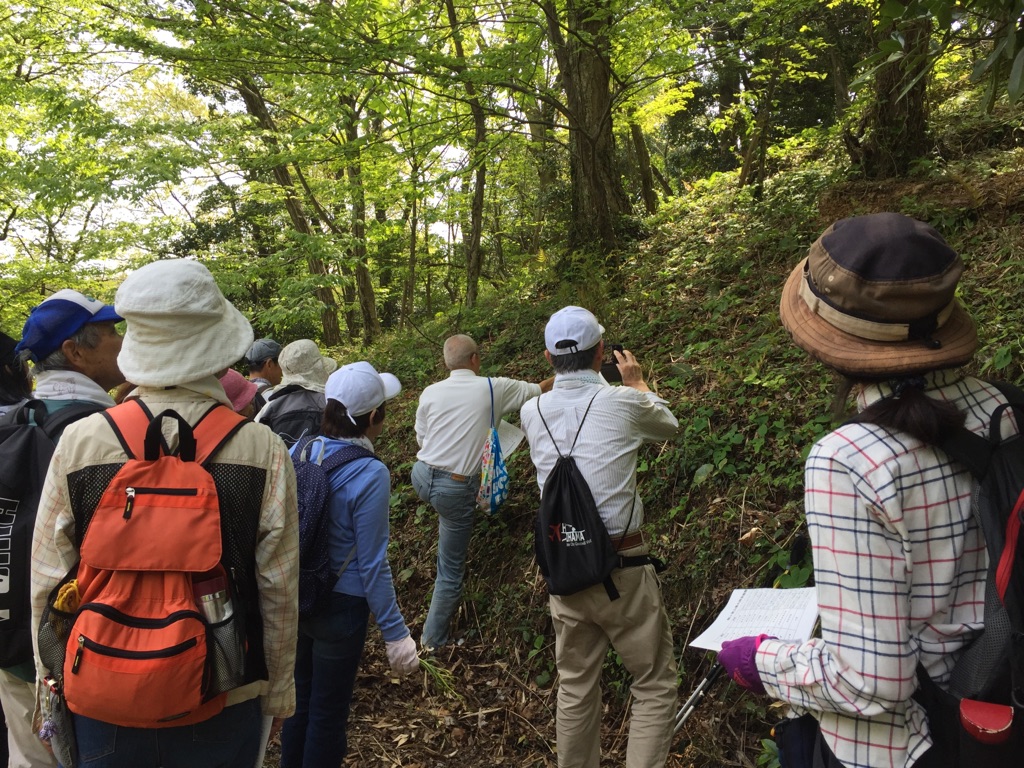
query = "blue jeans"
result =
(412, 461, 479, 648)
(71, 698, 260, 768)
(279, 591, 370, 768)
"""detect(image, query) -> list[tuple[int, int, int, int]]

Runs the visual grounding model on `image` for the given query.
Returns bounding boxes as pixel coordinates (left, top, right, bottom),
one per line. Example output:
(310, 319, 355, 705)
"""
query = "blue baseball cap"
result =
(16, 289, 122, 363)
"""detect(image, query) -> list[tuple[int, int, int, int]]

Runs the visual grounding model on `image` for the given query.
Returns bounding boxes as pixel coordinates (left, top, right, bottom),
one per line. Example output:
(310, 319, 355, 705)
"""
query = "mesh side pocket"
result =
(38, 601, 73, 682)
(206, 609, 246, 698)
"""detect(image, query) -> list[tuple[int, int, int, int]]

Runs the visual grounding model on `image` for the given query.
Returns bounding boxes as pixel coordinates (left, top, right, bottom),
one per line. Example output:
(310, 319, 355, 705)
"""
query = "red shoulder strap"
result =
(103, 400, 246, 464)
(102, 400, 152, 460)
(193, 404, 247, 466)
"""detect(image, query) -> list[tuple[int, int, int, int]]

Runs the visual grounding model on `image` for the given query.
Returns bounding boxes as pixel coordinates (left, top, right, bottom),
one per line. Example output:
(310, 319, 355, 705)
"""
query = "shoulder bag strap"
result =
(487, 377, 495, 429)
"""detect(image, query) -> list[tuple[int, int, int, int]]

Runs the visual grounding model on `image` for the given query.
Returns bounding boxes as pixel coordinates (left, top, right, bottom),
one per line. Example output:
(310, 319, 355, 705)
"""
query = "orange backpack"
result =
(62, 400, 247, 728)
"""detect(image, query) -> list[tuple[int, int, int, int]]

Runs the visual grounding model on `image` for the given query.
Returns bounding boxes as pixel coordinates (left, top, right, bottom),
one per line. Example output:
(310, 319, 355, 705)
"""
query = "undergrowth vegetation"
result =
(322, 116, 1024, 766)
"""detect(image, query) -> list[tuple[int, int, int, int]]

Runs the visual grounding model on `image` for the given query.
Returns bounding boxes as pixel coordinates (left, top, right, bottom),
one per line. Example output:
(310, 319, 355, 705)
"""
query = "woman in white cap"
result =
(715, 213, 1018, 768)
(280, 361, 419, 768)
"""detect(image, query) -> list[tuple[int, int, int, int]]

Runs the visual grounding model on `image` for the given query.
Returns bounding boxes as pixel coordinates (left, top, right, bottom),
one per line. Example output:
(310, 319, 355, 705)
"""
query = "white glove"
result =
(385, 635, 419, 678)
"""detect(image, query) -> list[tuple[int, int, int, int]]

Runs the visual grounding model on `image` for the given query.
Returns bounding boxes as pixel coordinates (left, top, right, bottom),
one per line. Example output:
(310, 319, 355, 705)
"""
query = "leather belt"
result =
(614, 530, 644, 551)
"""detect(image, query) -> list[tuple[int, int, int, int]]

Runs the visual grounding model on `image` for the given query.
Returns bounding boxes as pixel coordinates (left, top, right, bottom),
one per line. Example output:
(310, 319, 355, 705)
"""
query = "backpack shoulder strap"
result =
(1, 399, 46, 429)
(319, 443, 378, 474)
(194, 404, 248, 466)
(40, 401, 108, 442)
(537, 389, 602, 459)
(102, 399, 155, 460)
(939, 380, 1024, 479)
(939, 424, 992, 480)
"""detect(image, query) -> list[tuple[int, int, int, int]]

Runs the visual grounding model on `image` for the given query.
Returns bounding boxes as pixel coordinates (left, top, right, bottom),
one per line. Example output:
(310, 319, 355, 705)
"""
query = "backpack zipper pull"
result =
(72, 636, 84, 674)
(124, 487, 136, 520)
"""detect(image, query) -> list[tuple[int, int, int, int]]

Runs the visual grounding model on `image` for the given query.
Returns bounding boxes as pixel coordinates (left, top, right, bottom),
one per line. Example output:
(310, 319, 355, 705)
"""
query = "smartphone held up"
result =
(600, 344, 625, 383)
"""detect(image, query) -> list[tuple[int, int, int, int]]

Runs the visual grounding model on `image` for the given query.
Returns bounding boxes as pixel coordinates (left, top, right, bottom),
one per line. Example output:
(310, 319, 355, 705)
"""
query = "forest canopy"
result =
(2, 0, 1023, 343)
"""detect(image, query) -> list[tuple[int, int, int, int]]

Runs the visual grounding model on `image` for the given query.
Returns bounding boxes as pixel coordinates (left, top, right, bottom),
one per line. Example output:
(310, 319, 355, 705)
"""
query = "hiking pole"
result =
(673, 662, 724, 734)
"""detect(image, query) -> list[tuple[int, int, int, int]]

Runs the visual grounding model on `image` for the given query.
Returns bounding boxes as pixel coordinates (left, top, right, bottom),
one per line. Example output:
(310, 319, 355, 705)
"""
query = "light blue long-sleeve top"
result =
(291, 437, 409, 643)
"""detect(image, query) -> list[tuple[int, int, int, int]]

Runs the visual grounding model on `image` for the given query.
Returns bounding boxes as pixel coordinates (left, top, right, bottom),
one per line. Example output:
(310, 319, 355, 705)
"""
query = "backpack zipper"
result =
(72, 634, 198, 674)
(123, 486, 199, 520)
(79, 603, 204, 628)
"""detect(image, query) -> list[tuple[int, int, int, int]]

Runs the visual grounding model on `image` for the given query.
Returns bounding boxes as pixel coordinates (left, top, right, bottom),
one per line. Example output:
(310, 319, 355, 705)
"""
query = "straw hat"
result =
(779, 213, 977, 377)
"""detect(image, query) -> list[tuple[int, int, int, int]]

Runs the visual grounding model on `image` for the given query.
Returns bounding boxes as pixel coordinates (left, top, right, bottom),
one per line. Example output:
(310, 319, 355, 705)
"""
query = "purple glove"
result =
(718, 634, 773, 695)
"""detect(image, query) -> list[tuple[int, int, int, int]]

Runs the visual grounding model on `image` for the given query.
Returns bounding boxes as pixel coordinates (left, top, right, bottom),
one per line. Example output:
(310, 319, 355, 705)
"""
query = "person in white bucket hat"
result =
(255, 339, 338, 447)
(280, 361, 417, 767)
(30, 259, 299, 767)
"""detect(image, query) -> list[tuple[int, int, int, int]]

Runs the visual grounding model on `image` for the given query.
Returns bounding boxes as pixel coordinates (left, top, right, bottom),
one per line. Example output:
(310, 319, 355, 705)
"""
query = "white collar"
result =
(33, 370, 116, 408)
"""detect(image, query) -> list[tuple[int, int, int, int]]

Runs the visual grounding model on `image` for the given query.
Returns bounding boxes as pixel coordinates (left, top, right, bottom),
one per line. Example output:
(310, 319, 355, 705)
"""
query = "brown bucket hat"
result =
(779, 213, 977, 377)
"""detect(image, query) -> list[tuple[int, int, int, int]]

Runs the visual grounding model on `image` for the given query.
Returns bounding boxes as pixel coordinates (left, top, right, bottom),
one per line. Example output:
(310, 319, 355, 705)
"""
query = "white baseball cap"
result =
(324, 361, 401, 418)
(544, 306, 605, 355)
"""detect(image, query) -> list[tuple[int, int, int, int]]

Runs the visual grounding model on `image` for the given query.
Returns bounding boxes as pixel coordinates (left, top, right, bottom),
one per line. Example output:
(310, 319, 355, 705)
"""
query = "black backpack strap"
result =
(0, 398, 100, 462)
(42, 402, 105, 436)
(536, 389, 601, 459)
(939, 424, 992, 480)
(939, 380, 1024, 479)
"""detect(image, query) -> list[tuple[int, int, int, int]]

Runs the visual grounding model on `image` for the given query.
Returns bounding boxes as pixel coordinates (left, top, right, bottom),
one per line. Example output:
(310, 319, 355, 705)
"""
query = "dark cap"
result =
(247, 338, 282, 365)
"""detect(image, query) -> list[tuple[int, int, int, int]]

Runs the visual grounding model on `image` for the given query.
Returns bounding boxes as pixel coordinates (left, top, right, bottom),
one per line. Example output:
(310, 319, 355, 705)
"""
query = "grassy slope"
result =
(323, 120, 1024, 766)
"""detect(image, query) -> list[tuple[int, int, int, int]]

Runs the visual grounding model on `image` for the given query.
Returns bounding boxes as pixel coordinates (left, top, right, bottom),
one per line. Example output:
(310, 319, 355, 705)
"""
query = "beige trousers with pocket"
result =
(548, 556, 678, 768)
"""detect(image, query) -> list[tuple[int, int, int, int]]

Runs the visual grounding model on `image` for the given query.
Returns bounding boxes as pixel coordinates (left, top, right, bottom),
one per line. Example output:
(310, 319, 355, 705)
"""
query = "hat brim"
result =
(118, 300, 254, 387)
(379, 372, 401, 401)
(779, 258, 977, 377)
(93, 306, 124, 324)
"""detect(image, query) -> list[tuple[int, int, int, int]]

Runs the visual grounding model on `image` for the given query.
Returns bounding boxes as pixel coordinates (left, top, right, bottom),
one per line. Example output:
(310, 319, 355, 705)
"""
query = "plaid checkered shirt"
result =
(756, 370, 1014, 768)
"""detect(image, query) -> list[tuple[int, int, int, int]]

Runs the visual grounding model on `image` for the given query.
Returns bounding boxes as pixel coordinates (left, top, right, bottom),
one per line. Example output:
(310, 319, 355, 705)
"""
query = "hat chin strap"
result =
(799, 273, 955, 344)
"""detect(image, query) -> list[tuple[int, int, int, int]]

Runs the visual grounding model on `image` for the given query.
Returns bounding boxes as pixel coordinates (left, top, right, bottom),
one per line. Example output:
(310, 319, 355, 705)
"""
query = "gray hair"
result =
(443, 334, 477, 370)
(32, 323, 104, 374)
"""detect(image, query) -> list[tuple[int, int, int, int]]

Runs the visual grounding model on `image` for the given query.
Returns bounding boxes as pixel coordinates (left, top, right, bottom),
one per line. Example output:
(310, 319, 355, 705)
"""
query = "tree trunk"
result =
(522, 97, 558, 251)
(629, 121, 658, 214)
(342, 98, 382, 343)
(543, 0, 632, 256)
(235, 77, 342, 346)
(402, 192, 419, 328)
(444, 0, 486, 309)
(851, 13, 931, 178)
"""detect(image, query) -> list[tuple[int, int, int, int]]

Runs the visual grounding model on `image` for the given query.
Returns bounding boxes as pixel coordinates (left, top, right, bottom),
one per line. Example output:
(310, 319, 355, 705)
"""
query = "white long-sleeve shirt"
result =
(519, 370, 677, 535)
(415, 369, 541, 476)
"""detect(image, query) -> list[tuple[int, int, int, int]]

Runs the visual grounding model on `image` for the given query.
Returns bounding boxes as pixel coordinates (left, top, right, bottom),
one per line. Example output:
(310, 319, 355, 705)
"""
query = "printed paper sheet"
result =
(690, 588, 818, 652)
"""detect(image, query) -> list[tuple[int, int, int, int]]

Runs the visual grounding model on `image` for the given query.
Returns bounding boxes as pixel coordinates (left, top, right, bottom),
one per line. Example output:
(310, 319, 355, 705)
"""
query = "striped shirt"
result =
(519, 370, 677, 535)
(757, 371, 1013, 768)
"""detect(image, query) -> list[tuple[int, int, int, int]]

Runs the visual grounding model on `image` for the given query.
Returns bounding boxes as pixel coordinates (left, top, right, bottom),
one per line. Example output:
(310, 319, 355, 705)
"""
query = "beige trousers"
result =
(0, 669, 57, 768)
(549, 559, 678, 768)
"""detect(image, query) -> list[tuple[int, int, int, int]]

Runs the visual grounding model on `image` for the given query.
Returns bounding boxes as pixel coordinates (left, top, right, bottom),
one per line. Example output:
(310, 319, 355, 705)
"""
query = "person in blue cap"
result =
(16, 289, 126, 409)
(1, 290, 124, 768)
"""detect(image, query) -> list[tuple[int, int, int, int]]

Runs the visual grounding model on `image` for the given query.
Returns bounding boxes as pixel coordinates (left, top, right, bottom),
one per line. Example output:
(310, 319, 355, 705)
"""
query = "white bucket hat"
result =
(278, 339, 338, 392)
(115, 260, 254, 387)
(325, 361, 401, 419)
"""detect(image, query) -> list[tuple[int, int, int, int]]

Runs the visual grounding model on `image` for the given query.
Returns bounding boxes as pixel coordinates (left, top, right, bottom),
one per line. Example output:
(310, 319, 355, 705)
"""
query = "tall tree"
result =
(542, 0, 632, 254)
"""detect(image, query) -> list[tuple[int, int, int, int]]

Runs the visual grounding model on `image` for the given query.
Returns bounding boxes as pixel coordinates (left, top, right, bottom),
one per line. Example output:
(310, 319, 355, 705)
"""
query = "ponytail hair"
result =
(843, 375, 965, 445)
(321, 399, 386, 439)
